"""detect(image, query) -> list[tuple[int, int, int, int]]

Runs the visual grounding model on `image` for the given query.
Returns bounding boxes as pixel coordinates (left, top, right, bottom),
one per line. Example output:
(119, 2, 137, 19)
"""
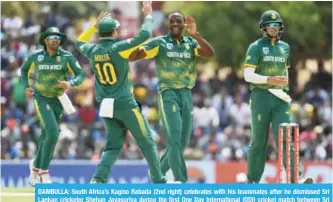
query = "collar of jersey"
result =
(262, 36, 279, 45)
(166, 32, 187, 44)
(99, 37, 117, 41)
(43, 48, 61, 56)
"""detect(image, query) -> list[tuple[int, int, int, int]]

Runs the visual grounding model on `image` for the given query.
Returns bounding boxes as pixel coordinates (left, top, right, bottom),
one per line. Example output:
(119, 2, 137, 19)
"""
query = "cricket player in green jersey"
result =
(129, 12, 214, 183)
(21, 27, 84, 184)
(75, 3, 168, 184)
(244, 10, 313, 184)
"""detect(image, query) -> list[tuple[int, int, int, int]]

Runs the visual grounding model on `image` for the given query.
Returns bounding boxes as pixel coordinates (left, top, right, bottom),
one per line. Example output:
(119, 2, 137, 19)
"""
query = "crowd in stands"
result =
(1, 4, 331, 163)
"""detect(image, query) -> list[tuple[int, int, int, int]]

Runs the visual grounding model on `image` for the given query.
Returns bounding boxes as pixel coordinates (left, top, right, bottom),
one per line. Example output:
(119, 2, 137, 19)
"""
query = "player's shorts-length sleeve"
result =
(115, 16, 153, 59)
(244, 43, 259, 68)
(66, 55, 84, 87)
(142, 37, 161, 59)
(20, 55, 35, 89)
(286, 45, 291, 68)
(76, 41, 95, 59)
(75, 26, 97, 58)
(190, 37, 200, 57)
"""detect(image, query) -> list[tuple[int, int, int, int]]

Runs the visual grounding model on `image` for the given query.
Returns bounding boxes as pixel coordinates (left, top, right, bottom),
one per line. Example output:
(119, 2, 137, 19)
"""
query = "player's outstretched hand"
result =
(58, 81, 71, 90)
(25, 87, 34, 99)
(142, 1, 152, 16)
(94, 11, 111, 28)
(185, 16, 197, 36)
(267, 76, 288, 86)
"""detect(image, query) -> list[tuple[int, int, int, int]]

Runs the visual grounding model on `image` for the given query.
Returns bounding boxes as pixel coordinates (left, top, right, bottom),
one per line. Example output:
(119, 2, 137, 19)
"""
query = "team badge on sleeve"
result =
(263, 47, 269, 55)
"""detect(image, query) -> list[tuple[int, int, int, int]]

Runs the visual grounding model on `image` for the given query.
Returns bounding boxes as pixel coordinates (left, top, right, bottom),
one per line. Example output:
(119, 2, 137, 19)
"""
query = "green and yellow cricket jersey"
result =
(21, 49, 84, 98)
(244, 36, 290, 91)
(142, 33, 200, 93)
(75, 17, 153, 102)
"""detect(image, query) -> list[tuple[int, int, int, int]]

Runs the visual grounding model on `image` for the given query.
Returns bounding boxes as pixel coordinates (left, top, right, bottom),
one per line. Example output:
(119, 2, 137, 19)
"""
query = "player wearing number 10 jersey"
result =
(75, 7, 167, 184)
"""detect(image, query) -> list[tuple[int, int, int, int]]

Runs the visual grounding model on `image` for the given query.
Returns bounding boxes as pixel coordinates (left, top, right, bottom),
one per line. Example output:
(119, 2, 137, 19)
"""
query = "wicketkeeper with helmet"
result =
(243, 10, 313, 184)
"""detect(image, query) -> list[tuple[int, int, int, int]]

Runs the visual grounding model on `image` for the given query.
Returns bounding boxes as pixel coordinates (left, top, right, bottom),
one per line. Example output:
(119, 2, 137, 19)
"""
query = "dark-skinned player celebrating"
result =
(129, 12, 214, 183)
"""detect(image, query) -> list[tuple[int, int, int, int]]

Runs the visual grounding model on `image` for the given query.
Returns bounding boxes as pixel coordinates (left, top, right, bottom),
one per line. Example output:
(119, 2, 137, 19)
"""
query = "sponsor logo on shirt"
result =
(262, 47, 269, 55)
(279, 47, 285, 54)
(166, 43, 173, 50)
(56, 56, 61, 63)
(38, 55, 44, 62)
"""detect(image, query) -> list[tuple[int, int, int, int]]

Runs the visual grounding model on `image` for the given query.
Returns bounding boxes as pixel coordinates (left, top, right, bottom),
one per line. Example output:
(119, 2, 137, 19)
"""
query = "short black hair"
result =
(168, 12, 185, 21)
(99, 32, 113, 37)
(99, 29, 117, 38)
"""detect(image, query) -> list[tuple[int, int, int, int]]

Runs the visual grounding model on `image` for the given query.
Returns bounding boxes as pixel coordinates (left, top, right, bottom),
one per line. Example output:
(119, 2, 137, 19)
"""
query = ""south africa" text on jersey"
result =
(263, 56, 286, 63)
(167, 52, 191, 59)
(38, 65, 62, 70)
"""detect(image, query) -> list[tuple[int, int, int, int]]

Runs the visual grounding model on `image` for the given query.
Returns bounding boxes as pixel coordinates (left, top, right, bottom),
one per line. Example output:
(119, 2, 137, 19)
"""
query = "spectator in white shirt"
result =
(228, 94, 251, 127)
(3, 12, 23, 38)
(193, 98, 220, 131)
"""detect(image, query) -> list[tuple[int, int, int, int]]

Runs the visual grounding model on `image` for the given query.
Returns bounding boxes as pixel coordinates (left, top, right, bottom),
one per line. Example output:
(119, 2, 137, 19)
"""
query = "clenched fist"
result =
(58, 81, 71, 90)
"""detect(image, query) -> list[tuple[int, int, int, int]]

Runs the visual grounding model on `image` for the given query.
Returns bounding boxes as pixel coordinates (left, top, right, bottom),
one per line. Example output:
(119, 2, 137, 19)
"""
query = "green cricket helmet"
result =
(98, 17, 120, 34)
(259, 10, 284, 39)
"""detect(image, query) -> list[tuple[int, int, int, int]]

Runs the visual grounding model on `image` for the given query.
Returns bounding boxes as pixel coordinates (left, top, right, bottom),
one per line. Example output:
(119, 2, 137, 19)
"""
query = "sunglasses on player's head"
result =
(47, 35, 62, 40)
(265, 22, 281, 28)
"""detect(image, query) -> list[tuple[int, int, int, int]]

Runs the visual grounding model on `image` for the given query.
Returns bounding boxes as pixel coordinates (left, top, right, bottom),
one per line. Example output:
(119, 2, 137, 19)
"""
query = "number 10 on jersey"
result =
(95, 62, 117, 85)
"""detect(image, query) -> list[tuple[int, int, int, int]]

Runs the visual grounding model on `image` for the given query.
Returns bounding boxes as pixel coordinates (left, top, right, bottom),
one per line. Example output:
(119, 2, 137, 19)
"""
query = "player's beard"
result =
(50, 42, 60, 51)
(46, 40, 60, 51)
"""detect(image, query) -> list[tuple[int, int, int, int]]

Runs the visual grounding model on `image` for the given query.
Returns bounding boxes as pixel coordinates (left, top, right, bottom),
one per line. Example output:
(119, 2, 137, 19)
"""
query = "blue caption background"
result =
(35, 184, 332, 202)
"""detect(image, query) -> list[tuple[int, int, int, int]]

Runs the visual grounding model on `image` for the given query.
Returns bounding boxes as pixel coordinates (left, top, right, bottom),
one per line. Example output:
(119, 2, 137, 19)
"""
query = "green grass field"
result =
(1, 188, 35, 202)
